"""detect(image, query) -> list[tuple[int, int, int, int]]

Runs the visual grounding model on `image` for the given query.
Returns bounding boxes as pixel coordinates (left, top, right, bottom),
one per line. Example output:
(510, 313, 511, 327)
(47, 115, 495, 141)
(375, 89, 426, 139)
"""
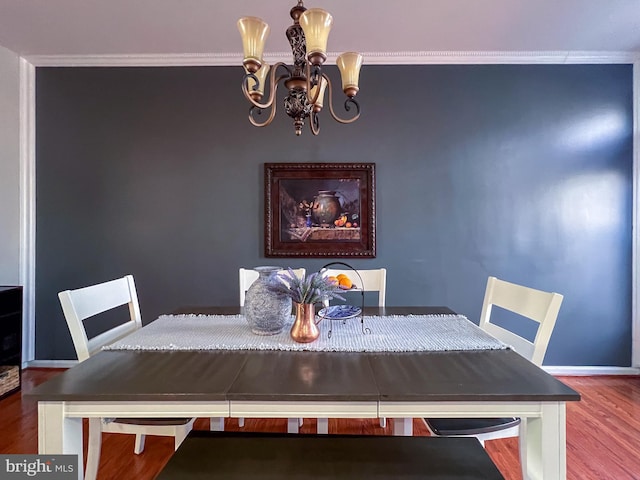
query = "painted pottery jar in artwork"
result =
(244, 266, 292, 335)
(312, 190, 341, 226)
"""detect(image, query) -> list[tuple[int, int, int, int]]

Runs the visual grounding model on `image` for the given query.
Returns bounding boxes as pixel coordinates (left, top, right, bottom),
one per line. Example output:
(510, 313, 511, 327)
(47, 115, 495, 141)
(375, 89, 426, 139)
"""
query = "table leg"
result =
(391, 418, 413, 436)
(38, 402, 84, 480)
(317, 418, 329, 434)
(521, 402, 566, 480)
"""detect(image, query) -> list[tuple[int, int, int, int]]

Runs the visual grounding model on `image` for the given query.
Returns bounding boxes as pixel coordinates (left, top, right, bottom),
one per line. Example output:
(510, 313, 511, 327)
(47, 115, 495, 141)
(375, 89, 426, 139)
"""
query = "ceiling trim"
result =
(24, 50, 640, 67)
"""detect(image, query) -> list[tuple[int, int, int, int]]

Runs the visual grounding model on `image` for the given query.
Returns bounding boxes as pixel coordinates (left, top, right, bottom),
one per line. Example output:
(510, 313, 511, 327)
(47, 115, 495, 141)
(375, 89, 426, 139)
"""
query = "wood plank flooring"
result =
(1, 369, 639, 479)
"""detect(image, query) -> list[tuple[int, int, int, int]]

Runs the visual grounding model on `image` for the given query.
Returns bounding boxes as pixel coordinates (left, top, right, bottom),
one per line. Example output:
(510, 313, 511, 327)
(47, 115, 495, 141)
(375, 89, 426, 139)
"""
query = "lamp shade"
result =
(249, 62, 271, 97)
(309, 76, 328, 111)
(299, 9, 333, 61)
(237, 17, 270, 64)
(337, 52, 363, 96)
(244, 62, 271, 100)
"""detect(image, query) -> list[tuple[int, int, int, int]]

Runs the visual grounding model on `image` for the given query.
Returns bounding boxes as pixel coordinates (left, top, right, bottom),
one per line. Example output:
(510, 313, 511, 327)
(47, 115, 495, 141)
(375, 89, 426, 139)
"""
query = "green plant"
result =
(269, 268, 346, 305)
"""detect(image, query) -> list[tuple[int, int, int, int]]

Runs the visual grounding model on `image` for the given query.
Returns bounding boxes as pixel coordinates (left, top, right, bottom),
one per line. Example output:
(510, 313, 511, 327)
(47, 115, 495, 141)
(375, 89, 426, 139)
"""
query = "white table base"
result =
(382, 402, 566, 480)
(38, 399, 565, 480)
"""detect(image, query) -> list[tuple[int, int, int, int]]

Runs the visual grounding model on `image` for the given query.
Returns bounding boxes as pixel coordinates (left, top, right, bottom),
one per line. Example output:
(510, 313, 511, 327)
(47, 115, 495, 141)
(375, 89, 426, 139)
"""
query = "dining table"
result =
(27, 306, 580, 480)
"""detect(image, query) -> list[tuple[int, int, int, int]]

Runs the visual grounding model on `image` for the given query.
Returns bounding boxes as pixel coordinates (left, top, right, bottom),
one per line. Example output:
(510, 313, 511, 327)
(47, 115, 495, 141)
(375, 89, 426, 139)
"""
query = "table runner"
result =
(103, 314, 506, 353)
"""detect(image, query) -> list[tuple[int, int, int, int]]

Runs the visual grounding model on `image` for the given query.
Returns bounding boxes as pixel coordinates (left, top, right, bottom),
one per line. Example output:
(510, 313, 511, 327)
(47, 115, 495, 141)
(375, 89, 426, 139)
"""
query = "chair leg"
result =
(174, 428, 189, 451)
(421, 417, 436, 436)
(391, 418, 413, 436)
(134, 434, 146, 454)
(85, 418, 102, 480)
(287, 418, 299, 434)
(209, 417, 225, 431)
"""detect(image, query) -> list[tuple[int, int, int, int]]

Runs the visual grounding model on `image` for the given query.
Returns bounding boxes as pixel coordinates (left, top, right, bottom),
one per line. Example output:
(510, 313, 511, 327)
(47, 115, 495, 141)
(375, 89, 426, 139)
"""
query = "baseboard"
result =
(25, 360, 78, 368)
(25, 360, 639, 375)
(543, 365, 640, 375)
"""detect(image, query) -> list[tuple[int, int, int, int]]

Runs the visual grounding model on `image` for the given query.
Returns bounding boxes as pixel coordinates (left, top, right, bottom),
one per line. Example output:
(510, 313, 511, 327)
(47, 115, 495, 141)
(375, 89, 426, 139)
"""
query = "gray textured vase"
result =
(245, 266, 292, 335)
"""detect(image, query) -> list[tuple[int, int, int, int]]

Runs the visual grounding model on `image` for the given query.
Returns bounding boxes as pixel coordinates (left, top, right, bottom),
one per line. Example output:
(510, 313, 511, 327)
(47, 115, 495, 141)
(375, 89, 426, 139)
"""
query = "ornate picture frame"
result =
(264, 163, 376, 258)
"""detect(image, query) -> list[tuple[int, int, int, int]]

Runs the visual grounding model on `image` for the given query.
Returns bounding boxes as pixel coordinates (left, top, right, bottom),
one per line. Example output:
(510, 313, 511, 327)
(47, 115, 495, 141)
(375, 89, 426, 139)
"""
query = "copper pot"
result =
(290, 302, 321, 343)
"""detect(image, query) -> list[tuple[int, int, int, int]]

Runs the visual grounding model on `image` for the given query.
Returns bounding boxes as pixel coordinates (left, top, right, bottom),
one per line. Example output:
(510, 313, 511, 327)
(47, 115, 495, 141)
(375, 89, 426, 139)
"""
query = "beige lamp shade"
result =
(237, 17, 270, 65)
(246, 62, 270, 98)
(309, 76, 328, 111)
(337, 52, 363, 96)
(299, 8, 333, 62)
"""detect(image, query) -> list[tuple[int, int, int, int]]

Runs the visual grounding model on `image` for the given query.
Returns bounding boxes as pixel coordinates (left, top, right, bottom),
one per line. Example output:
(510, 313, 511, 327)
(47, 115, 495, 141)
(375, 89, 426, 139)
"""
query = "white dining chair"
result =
(317, 267, 387, 432)
(422, 276, 563, 477)
(321, 267, 386, 307)
(58, 275, 195, 480)
(237, 267, 306, 433)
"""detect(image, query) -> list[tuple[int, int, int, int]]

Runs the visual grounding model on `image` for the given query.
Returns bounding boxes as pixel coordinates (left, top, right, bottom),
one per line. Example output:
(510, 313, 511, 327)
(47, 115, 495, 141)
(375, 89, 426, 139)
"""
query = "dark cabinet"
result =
(0, 286, 22, 399)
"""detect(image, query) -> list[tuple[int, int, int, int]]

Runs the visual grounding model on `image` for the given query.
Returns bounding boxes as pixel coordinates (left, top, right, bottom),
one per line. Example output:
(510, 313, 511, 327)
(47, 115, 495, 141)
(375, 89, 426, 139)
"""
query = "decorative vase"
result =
(312, 190, 341, 226)
(245, 266, 292, 335)
(290, 302, 321, 343)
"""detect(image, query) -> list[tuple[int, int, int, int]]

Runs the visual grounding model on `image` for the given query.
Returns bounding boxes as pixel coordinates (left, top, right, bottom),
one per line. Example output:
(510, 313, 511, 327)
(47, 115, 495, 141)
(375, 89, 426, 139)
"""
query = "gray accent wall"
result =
(35, 65, 633, 365)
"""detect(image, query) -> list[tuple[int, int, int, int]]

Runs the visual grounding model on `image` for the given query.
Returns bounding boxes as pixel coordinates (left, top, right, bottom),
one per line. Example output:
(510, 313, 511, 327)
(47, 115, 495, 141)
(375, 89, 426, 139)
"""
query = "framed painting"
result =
(264, 163, 376, 258)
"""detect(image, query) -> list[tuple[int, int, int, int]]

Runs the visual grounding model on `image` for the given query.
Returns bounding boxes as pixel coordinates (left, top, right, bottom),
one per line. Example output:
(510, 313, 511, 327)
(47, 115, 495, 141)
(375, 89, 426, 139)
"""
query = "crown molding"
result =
(24, 50, 640, 67)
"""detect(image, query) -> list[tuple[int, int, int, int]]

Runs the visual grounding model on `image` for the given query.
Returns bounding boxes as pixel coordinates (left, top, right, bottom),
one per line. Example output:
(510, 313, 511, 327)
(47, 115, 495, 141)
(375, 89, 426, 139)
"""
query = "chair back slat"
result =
(482, 321, 535, 360)
(484, 278, 557, 323)
(61, 276, 134, 321)
(58, 275, 142, 362)
(479, 276, 563, 365)
(86, 322, 140, 358)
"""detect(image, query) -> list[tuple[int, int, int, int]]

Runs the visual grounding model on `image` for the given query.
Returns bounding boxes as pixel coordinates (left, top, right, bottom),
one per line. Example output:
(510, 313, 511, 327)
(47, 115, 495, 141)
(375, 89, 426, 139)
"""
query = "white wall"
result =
(0, 46, 20, 284)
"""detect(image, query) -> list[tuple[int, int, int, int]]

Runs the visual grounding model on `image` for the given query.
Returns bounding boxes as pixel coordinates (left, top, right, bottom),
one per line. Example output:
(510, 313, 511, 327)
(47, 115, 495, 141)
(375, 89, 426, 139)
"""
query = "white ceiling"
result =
(0, 0, 639, 60)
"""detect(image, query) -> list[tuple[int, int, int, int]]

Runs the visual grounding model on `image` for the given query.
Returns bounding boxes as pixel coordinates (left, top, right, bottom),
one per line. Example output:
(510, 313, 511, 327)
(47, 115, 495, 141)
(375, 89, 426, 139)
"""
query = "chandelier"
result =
(237, 1, 363, 136)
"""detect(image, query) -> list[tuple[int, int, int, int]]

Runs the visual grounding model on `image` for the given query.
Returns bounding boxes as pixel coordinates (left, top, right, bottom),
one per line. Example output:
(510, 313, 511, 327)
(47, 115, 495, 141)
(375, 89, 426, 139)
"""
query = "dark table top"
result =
(27, 307, 580, 403)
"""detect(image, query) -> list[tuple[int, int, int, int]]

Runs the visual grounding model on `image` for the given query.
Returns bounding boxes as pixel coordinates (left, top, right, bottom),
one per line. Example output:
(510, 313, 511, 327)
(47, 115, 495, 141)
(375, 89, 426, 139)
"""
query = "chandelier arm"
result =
(241, 62, 292, 110)
(248, 93, 280, 128)
(310, 111, 320, 135)
(305, 63, 322, 106)
(243, 72, 289, 124)
(247, 71, 292, 128)
(324, 74, 361, 124)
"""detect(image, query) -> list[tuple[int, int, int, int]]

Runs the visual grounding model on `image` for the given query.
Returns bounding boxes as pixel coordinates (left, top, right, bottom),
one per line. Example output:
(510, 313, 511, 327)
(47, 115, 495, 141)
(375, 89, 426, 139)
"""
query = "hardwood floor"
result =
(1, 369, 639, 479)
